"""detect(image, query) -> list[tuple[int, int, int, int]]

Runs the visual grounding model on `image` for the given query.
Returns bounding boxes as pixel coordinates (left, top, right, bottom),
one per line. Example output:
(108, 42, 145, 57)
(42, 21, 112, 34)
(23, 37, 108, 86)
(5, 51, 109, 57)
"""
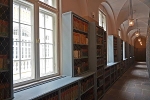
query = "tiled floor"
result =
(102, 62, 150, 100)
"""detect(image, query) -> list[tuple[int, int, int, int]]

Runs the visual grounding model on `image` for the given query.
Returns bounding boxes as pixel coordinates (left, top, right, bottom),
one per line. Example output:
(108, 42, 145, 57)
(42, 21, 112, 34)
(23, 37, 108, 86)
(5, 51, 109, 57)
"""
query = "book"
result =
(0, 58, 3, 69)
(0, 55, 7, 70)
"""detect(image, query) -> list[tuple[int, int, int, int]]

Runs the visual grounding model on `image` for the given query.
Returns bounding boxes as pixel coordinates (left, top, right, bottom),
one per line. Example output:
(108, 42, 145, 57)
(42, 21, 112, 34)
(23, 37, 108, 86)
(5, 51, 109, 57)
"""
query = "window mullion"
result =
(34, 3, 40, 80)
(19, 4, 22, 80)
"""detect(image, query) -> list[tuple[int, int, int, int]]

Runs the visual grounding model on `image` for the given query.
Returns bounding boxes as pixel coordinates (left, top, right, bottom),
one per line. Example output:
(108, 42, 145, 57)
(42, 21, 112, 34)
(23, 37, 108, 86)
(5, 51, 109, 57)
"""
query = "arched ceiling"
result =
(102, 0, 150, 44)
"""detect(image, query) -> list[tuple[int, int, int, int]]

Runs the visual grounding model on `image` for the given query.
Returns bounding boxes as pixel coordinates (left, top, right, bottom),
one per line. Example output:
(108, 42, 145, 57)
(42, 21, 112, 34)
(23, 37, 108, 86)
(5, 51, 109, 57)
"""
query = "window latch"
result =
(36, 39, 40, 43)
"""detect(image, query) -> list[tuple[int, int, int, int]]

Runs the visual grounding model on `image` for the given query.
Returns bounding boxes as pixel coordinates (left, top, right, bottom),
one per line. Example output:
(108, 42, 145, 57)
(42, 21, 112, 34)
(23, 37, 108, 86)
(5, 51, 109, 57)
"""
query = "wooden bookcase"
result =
(113, 36, 118, 62)
(0, 0, 13, 100)
(62, 11, 89, 77)
(89, 22, 105, 100)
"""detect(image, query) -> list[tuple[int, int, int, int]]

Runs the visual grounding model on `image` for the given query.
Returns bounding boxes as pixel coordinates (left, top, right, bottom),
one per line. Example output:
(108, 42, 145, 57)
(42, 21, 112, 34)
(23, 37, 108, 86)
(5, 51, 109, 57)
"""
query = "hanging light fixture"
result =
(140, 41, 142, 45)
(129, 0, 134, 26)
(135, 31, 139, 37)
(135, 19, 140, 37)
(138, 38, 141, 42)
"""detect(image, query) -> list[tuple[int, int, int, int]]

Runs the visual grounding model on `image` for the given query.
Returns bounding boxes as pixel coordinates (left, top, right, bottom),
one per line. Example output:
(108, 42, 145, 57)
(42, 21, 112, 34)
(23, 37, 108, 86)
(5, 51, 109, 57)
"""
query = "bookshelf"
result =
(62, 11, 89, 77)
(89, 22, 105, 100)
(113, 36, 118, 62)
(0, 0, 13, 100)
(61, 82, 79, 100)
(80, 74, 95, 100)
(103, 31, 107, 65)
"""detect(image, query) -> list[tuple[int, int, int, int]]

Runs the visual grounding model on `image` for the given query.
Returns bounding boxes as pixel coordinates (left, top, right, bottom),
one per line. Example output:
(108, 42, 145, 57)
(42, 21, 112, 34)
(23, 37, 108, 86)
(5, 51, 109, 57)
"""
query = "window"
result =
(99, 10, 106, 31)
(13, 0, 58, 85)
(39, 8, 57, 77)
(39, 0, 57, 8)
(123, 41, 125, 60)
(13, 2, 34, 83)
(107, 35, 114, 63)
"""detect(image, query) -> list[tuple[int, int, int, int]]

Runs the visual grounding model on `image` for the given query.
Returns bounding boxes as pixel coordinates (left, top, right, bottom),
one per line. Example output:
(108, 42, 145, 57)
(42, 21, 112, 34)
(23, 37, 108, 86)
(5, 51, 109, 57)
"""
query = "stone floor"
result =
(102, 62, 150, 100)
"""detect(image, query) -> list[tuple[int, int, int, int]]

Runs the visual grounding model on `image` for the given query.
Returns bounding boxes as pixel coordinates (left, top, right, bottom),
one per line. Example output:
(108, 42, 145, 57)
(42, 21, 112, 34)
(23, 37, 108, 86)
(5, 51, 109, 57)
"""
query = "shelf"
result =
(97, 64, 104, 67)
(0, 3, 9, 7)
(0, 35, 9, 38)
(81, 85, 94, 96)
(73, 28, 88, 34)
(97, 56, 103, 58)
(97, 74, 103, 78)
(74, 56, 88, 59)
(0, 69, 9, 72)
(97, 84, 103, 90)
(98, 94, 104, 100)
(74, 43, 88, 46)
(97, 44, 103, 46)
(96, 34, 103, 37)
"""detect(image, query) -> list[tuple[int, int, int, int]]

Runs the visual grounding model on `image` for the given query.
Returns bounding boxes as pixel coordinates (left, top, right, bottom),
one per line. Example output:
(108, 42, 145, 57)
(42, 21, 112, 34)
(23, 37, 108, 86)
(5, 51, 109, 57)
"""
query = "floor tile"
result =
(102, 62, 150, 100)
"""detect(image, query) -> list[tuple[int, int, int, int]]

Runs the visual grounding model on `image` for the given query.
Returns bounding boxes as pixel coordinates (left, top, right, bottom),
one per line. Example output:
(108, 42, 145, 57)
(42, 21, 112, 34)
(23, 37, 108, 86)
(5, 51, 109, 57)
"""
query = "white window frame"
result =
(99, 10, 106, 31)
(13, 0, 59, 87)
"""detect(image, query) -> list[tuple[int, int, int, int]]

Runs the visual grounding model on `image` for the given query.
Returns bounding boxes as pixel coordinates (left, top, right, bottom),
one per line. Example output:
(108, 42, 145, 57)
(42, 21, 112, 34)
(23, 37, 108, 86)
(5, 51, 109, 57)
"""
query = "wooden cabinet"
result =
(0, 0, 13, 99)
(62, 11, 89, 77)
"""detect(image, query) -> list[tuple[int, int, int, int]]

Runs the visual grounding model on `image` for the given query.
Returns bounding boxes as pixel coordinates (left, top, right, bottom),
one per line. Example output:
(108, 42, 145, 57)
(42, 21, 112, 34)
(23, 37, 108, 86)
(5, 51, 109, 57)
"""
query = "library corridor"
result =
(102, 62, 150, 100)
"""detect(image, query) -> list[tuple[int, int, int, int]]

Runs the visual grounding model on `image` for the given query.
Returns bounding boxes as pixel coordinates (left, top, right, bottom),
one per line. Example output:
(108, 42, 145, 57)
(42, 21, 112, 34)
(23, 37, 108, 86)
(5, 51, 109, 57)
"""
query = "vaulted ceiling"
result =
(101, 0, 150, 44)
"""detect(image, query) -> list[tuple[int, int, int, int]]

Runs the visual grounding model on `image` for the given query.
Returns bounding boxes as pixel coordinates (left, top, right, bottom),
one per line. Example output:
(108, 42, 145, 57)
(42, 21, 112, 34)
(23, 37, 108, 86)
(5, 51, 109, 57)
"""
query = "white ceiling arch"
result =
(104, 0, 150, 44)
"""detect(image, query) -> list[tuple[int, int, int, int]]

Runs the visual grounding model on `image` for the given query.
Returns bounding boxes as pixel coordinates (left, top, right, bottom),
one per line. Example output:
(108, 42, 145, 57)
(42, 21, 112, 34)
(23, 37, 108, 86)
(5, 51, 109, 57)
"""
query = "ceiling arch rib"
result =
(101, 1, 117, 35)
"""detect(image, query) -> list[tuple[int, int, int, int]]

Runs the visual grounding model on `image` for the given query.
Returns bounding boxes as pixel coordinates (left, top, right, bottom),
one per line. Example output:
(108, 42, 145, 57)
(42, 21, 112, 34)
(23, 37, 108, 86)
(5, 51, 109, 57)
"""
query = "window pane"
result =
(40, 59, 54, 77)
(39, 13, 44, 28)
(13, 2, 34, 83)
(13, 3, 19, 22)
(39, 28, 45, 43)
(13, 42, 20, 60)
(13, 22, 19, 41)
(21, 24, 31, 42)
(21, 60, 32, 79)
(45, 30, 53, 43)
(40, 59, 45, 75)
(45, 44, 53, 58)
(40, 44, 45, 58)
(13, 61, 20, 81)
(20, 5, 31, 25)
(39, 0, 56, 8)
(46, 59, 53, 73)
(45, 15, 53, 30)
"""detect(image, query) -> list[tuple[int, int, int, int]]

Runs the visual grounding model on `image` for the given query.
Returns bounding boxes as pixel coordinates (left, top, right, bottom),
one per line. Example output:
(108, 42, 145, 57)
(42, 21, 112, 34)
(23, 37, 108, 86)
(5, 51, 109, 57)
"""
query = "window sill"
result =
(13, 71, 95, 100)
(105, 62, 118, 69)
(13, 76, 81, 100)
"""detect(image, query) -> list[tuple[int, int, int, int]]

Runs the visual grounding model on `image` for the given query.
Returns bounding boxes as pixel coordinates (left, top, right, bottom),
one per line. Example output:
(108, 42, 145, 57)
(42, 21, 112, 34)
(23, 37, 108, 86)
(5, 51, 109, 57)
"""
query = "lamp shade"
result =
(135, 31, 139, 37)
(138, 38, 141, 42)
(129, 19, 134, 26)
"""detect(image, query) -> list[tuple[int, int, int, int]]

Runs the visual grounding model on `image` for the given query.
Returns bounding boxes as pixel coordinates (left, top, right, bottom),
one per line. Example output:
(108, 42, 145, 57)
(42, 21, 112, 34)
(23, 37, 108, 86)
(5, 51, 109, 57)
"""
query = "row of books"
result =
(97, 78, 103, 87)
(39, 92, 58, 100)
(0, 20, 8, 37)
(97, 58, 104, 66)
(105, 69, 110, 77)
(73, 17, 88, 32)
(81, 88, 94, 100)
(97, 88, 103, 99)
(74, 49, 88, 59)
(114, 57, 117, 62)
(114, 49, 117, 55)
(97, 37, 103, 44)
(97, 67, 103, 77)
(97, 49, 102, 56)
(74, 62, 88, 75)
(61, 83, 78, 100)
(0, 83, 9, 100)
(96, 27, 103, 36)
(0, 55, 8, 70)
(73, 32, 88, 45)
(81, 75, 94, 93)
(0, 0, 8, 5)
